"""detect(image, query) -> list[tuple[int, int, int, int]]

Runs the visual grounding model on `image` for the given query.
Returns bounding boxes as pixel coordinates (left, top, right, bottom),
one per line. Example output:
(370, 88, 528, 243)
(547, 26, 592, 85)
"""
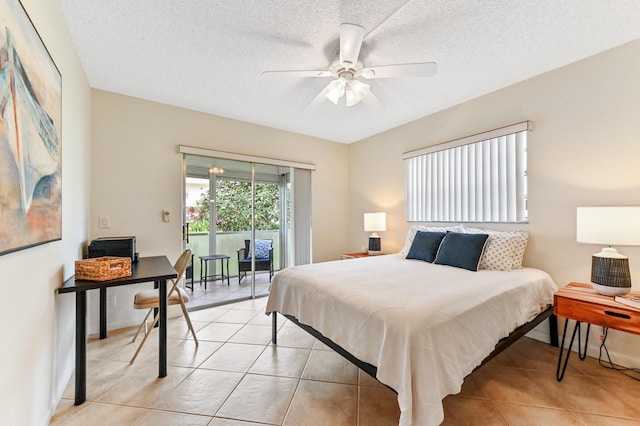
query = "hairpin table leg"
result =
(556, 318, 590, 381)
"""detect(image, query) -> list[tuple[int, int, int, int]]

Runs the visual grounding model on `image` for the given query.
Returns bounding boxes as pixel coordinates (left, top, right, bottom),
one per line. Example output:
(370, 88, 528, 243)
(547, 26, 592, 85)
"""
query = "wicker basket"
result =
(75, 256, 132, 281)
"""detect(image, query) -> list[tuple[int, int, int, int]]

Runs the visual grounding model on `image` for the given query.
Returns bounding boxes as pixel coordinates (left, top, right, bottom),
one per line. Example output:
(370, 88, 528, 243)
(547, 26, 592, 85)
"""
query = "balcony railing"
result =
(186, 230, 280, 280)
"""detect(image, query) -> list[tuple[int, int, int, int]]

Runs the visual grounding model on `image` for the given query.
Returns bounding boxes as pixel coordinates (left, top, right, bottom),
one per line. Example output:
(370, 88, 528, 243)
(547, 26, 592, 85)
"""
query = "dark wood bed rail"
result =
(271, 306, 558, 385)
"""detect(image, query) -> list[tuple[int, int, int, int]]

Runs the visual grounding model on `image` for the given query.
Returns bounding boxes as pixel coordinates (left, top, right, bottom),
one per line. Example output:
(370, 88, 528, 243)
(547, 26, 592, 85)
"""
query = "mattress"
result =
(265, 253, 558, 426)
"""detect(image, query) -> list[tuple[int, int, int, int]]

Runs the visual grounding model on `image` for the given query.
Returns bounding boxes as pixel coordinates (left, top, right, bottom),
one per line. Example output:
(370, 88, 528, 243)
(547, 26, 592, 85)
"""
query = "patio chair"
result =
(237, 239, 274, 284)
(129, 249, 198, 363)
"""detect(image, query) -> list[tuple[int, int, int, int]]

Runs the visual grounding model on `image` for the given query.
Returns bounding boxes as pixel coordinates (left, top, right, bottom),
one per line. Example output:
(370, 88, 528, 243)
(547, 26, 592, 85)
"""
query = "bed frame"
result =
(271, 306, 558, 383)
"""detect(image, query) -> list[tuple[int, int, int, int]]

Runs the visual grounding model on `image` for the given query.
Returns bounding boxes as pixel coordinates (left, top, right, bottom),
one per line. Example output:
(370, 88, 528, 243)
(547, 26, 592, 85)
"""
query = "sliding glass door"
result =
(182, 151, 311, 308)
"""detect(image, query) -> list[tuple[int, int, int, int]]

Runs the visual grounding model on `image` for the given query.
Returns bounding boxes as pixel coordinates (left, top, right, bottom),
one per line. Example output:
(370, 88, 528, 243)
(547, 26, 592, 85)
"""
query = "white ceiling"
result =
(58, 0, 640, 144)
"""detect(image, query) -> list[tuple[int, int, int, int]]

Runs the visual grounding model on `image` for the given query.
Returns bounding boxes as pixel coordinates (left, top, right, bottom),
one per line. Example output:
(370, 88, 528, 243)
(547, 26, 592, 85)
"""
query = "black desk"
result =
(58, 256, 177, 405)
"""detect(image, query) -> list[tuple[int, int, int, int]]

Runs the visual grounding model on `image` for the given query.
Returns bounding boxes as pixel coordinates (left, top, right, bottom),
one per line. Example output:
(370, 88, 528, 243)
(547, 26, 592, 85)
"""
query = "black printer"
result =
(88, 236, 137, 262)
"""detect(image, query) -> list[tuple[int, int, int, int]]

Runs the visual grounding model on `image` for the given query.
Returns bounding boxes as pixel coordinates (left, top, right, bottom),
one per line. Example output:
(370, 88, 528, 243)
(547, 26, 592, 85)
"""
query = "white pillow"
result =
(460, 226, 529, 271)
(400, 224, 464, 255)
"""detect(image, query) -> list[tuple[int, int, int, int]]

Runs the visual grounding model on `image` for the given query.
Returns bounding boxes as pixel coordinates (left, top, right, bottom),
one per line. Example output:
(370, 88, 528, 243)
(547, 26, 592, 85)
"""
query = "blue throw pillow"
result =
(434, 232, 489, 271)
(406, 231, 446, 263)
(249, 239, 271, 259)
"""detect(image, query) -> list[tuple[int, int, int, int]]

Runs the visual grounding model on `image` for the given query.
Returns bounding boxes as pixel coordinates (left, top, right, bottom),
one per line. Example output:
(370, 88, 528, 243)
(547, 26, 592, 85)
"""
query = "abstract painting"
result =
(0, 0, 62, 255)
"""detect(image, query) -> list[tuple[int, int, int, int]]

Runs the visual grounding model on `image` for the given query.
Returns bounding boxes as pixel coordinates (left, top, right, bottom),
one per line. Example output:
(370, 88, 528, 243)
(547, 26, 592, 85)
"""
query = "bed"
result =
(265, 227, 558, 426)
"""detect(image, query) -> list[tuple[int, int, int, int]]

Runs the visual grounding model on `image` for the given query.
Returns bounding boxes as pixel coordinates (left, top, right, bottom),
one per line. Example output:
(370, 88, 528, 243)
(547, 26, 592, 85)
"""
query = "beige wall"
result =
(349, 39, 640, 361)
(89, 90, 350, 331)
(0, 0, 92, 424)
(2, 5, 636, 421)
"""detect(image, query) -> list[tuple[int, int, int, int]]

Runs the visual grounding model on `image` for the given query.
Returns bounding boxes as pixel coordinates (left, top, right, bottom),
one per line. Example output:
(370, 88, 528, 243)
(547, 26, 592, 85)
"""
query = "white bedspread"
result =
(265, 254, 558, 426)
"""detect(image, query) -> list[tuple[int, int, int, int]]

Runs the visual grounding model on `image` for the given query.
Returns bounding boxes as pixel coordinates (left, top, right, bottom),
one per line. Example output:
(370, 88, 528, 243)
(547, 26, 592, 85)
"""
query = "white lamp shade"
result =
(345, 80, 370, 107)
(364, 212, 386, 233)
(576, 206, 640, 246)
(325, 78, 346, 105)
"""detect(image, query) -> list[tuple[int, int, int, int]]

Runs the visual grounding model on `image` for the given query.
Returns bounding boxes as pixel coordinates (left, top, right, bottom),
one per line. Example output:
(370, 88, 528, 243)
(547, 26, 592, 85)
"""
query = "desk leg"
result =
(556, 319, 590, 381)
(158, 278, 167, 378)
(75, 291, 87, 405)
(99, 288, 107, 339)
(153, 281, 159, 328)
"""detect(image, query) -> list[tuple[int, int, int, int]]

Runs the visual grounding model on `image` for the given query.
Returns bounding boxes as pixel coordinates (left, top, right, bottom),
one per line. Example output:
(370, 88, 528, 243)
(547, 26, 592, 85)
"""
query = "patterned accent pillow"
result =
(400, 225, 465, 255)
(249, 239, 272, 259)
(461, 226, 529, 271)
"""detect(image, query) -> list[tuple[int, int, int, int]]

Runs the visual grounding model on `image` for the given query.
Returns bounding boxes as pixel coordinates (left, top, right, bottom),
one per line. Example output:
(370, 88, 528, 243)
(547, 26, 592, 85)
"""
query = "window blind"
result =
(404, 122, 529, 223)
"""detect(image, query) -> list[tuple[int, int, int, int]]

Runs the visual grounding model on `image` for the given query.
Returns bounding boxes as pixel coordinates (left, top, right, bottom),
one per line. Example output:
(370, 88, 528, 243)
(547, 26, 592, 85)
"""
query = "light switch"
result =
(99, 215, 111, 229)
(162, 210, 170, 222)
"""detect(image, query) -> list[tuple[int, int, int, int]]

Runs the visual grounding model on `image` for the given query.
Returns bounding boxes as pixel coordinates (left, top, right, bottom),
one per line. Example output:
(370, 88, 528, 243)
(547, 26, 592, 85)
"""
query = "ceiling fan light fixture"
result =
(345, 90, 357, 107)
(262, 20, 438, 111)
(345, 79, 370, 107)
(325, 78, 346, 104)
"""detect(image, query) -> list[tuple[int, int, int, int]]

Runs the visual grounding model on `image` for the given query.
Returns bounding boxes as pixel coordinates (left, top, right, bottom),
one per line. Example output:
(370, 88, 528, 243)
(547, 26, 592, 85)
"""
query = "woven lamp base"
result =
(591, 282, 631, 296)
(590, 252, 631, 296)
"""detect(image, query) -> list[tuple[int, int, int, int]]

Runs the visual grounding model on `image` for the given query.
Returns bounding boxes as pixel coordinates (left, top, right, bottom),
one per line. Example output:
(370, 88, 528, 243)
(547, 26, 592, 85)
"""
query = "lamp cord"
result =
(598, 327, 640, 381)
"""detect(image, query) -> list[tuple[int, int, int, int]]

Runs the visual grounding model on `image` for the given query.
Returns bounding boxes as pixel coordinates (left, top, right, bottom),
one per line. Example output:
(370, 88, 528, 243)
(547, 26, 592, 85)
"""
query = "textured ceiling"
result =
(59, 0, 640, 143)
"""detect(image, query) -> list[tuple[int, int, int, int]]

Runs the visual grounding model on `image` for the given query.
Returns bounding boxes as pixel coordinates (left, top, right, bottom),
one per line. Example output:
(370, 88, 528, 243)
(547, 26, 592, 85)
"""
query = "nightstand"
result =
(341, 252, 385, 260)
(553, 282, 640, 381)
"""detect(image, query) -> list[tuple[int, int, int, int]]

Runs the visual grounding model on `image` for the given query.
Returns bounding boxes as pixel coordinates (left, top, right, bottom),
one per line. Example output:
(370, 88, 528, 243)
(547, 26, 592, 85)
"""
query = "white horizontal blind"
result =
(405, 123, 528, 223)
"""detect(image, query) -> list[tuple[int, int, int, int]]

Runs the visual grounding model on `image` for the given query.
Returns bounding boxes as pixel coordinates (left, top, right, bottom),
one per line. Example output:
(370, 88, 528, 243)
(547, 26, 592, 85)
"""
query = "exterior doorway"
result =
(182, 152, 311, 309)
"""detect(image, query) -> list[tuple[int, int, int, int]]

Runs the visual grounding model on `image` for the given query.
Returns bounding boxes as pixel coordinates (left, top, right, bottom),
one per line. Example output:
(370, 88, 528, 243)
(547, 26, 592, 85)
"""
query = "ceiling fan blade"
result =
(360, 62, 438, 79)
(339, 23, 364, 68)
(361, 89, 384, 112)
(302, 80, 334, 112)
(261, 69, 332, 78)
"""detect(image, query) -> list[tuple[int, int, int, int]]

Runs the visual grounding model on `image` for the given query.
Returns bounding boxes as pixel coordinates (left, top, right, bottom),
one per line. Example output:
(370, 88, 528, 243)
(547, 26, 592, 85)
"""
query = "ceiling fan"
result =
(262, 23, 438, 108)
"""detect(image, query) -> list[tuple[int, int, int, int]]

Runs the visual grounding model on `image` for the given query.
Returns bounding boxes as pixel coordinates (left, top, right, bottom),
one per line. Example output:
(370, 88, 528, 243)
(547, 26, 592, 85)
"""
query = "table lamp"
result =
(364, 212, 386, 255)
(576, 206, 640, 296)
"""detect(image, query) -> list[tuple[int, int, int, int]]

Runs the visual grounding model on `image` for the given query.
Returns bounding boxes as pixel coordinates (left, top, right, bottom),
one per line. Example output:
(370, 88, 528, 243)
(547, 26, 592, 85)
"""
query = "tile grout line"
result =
(279, 336, 315, 426)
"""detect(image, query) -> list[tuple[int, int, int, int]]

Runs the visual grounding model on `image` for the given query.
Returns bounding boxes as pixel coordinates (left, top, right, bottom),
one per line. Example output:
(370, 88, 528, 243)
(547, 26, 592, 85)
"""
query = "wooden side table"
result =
(341, 252, 385, 260)
(553, 282, 640, 381)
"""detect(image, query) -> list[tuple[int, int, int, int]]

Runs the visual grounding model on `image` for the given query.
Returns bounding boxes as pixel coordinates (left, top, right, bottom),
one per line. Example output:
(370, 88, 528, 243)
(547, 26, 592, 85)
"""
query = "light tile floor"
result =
(52, 298, 640, 425)
(186, 273, 271, 310)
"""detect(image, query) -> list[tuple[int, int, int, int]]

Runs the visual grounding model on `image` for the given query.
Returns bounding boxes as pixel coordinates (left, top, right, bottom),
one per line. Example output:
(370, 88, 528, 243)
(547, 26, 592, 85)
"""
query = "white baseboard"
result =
(525, 316, 554, 344)
(526, 327, 552, 344)
(87, 304, 183, 335)
(595, 345, 640, 368)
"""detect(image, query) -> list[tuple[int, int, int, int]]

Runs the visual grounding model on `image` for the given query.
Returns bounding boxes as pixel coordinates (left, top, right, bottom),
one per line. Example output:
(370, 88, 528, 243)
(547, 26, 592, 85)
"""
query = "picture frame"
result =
(0, 0, 62, 255)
